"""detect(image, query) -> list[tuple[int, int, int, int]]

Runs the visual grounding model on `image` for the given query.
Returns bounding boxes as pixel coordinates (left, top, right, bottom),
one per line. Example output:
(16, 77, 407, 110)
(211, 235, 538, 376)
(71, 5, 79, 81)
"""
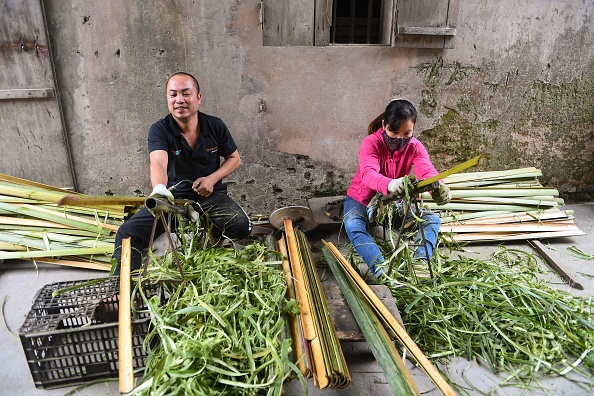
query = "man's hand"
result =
(193, 177, 215, 197)
(149, 184, 174, 204)
(431, 183, 451, 206)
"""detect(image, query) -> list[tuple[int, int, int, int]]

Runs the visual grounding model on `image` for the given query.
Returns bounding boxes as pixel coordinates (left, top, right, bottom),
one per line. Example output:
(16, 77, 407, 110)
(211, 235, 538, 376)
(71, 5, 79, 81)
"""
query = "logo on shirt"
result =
(172, 150, 181, 155)
(206, 146, 218, 153)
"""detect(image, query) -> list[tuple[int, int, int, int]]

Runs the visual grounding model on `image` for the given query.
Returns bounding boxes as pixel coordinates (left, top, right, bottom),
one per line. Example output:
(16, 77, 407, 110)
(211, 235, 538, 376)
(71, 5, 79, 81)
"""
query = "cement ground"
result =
(1, 203, 593, 396)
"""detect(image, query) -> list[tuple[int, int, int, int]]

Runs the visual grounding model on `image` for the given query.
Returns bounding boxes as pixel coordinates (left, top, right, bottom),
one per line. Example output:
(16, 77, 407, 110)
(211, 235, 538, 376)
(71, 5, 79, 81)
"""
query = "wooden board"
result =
(323, 282, 404, 341)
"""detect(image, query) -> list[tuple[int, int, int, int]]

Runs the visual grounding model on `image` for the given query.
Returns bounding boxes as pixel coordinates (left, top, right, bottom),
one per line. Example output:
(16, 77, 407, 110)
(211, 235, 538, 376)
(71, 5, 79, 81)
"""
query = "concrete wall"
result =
(39, 0, 593, 213)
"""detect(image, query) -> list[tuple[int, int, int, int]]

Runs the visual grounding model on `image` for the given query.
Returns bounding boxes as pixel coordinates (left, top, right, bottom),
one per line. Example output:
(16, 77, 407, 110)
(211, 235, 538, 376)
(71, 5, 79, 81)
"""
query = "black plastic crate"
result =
(18, 278, 159, 389)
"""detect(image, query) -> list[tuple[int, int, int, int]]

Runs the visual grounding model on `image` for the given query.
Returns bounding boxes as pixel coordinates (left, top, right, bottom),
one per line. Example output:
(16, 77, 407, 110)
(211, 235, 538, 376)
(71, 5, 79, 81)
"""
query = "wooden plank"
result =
(0, 1, 75, 189)
(263, 0, 314, 46)
(397, 0, 449, 26)
(0, 88, 55, 100)
(397, 27, 456, 36)
(314, 0, 331, 46)
(531, 240, 584, 290)
(394, 0, 458, 48)
(380, 0, 395, 44)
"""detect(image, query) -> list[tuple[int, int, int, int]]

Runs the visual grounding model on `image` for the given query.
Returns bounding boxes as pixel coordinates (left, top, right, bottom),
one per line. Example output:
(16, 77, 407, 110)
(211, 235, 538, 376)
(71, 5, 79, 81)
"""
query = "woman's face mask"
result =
(382, 119, 414, 151)
(382, 131, 411, 151)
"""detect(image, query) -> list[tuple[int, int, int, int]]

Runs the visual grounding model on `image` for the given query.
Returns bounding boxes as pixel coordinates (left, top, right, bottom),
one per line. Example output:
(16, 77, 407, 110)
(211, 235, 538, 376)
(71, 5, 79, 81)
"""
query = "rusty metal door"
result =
(0, 0, 76, 189)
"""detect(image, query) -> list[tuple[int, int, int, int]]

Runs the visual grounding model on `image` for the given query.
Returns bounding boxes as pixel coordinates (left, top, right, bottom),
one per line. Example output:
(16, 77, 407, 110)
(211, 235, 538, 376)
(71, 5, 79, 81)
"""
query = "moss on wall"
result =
(421, 108, 490, 167)
(413, 56, 594, 201)
(520, 76, 594, 200)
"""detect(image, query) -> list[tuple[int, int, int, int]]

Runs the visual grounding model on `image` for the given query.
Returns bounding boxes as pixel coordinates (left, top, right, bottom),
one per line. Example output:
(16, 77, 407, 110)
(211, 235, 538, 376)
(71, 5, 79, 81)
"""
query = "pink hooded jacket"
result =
(346, 128, 439, 207)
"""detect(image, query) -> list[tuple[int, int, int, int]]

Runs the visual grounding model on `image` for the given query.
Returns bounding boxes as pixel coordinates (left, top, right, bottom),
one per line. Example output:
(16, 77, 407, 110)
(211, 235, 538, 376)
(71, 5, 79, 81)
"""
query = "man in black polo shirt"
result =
(113, 72, 252, 272)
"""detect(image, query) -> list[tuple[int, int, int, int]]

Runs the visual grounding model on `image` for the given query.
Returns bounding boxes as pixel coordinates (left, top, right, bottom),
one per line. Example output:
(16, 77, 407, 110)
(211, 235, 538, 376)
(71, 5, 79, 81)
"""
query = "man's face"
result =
(167, 75, 202, 122)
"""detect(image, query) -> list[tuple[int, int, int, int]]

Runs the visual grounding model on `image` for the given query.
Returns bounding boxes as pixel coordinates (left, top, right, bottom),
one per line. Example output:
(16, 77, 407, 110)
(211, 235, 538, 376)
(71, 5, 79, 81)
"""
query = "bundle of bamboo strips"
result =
(418, 167, 585, 242)
(0, 173, 132, 269)
(279, 219, 351, 389)
(323, 240, 457, 396)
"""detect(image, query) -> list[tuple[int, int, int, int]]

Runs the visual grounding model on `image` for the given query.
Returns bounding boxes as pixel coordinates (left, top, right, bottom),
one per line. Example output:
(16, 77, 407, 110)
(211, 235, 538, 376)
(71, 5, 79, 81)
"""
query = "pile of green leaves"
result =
(374, 241, 594, 391)
(130, 218, 304, 395)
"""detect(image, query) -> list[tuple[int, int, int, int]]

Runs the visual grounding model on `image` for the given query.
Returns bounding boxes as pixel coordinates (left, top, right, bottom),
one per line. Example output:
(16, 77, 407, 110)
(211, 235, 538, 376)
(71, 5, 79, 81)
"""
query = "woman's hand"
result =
(431, 183, 451, 205)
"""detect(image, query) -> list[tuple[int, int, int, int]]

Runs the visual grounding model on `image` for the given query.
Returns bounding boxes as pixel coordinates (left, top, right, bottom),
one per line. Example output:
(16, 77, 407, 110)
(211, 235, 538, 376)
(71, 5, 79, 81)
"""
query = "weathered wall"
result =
(38, 0, 594, 213)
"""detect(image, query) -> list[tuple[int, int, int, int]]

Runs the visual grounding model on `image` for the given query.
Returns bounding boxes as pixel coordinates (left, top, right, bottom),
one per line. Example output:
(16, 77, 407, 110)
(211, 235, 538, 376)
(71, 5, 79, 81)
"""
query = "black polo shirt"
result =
(147, 111, 238, 199)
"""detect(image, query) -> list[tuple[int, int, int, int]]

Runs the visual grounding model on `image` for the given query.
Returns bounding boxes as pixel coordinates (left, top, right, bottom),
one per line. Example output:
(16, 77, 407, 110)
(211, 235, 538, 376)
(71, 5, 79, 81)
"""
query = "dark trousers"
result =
(112, 192, 252, 273)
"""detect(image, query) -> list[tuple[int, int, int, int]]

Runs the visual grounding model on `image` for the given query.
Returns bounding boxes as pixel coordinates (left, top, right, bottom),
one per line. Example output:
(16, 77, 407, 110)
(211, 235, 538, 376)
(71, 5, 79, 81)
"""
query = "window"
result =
(331, 0, 386, 45)
(261, 0, 458, 48)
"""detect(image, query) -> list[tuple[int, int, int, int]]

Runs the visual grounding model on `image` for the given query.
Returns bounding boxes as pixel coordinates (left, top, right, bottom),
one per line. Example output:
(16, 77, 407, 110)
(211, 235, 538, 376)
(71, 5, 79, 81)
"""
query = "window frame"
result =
(261, 0, 458, 49)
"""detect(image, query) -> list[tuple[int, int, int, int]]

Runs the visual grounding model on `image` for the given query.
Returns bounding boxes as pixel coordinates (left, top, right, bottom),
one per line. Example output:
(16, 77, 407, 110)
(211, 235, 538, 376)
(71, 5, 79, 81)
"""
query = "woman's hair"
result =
(368, 99, 417, 135)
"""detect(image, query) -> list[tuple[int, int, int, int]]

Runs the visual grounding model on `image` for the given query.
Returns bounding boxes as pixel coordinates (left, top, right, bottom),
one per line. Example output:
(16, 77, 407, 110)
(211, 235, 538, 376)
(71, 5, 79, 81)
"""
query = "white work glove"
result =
(387, 177, 406, 198)
(149, 184, 174, 204)
(431, 183, 451, 206)
(366, 194, 380, 223)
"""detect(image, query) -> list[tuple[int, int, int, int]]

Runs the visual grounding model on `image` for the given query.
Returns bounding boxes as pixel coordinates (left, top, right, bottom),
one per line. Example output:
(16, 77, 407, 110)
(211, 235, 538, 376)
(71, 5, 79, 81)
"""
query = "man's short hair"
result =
(167, 72, 200, 93)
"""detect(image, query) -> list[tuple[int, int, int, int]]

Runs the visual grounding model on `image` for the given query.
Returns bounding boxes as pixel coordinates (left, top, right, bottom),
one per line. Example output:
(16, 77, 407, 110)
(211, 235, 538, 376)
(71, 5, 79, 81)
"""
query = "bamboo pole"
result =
(119, 238, 134, 393)
(16, 204, 119, 232)
(322, 244, 420, 395)
(444, 230, 585, 242)
(443, 167, 541, 183)
(294, 229, 350, 388)
(441, 222, 581, 234)
(58, 194, 147, 207)
(323, 241, 457, 396)
(283, 219, 316, 341)
(0, 216, 75, 229)
(283, 218, 330, 389)
(0, 173, 76, 194)
(24, 257, 111, 271)
(0, 202, 112, 235)
(0, 246, 113, 260)
(277, 235, 309, 376)
(447, 210, 573, 225)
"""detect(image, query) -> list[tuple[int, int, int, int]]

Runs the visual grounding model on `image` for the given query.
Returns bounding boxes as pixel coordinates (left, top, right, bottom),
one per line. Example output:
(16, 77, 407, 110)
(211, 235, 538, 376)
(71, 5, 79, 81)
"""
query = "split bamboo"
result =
(0, 173, 134, 268)
(409, 167, 586, 243)
(282, 219, 350, 389)
(324, 240, 457, 396)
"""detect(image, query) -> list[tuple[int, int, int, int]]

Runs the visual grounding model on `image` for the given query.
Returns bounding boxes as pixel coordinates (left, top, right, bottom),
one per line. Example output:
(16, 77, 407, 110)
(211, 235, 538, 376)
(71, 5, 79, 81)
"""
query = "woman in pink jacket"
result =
(343, 99, 450, 279)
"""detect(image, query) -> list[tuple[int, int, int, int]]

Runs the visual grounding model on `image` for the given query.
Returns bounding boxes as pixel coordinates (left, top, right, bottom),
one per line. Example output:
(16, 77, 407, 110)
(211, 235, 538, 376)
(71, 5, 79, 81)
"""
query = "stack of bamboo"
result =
(0, 174, 132, 270)
(323, 240, 457, 396)
(278, 219, 351, 389)
(420, 167, 585, 242)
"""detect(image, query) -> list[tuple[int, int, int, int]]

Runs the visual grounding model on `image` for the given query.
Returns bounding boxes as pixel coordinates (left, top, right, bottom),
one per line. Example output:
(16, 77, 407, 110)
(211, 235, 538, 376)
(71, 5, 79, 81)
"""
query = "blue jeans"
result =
(342, 196, 441, 277)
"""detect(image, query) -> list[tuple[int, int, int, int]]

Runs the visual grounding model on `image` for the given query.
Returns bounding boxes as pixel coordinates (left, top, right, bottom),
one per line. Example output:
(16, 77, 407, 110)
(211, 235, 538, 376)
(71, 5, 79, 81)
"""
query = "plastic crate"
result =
(18, 278, 159, 389)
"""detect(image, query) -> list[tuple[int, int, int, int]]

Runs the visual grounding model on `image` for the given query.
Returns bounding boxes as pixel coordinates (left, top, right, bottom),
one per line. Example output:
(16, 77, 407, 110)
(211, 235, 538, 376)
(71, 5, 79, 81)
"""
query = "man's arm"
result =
(193, 150, 241, 197)
(149, 150, 169, 187)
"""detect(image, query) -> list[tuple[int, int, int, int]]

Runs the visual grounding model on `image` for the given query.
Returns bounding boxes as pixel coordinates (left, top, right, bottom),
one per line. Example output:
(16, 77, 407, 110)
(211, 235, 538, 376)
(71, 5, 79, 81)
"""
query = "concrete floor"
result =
(1, 203, 593, 396)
